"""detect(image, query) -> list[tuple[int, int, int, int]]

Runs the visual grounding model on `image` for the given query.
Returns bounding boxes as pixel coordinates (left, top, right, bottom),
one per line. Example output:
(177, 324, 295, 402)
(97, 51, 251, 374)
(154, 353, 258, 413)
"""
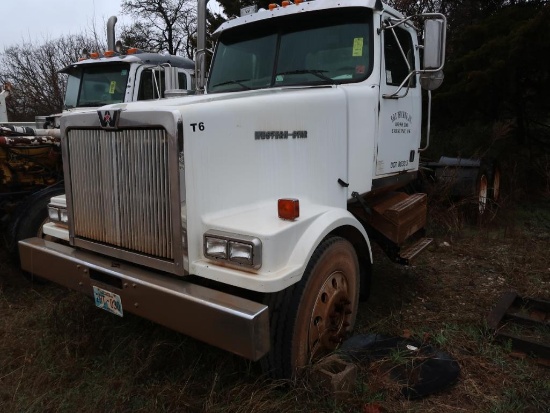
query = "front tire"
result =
(264, 237, 360, 378)
(10, 195, 52, 256)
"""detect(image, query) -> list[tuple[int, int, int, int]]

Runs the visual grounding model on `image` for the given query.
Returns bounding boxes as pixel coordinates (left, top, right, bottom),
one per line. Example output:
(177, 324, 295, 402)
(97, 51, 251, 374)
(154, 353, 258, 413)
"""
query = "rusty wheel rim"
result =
(478, 174, 488, 215)
(308, 270, 354, 361)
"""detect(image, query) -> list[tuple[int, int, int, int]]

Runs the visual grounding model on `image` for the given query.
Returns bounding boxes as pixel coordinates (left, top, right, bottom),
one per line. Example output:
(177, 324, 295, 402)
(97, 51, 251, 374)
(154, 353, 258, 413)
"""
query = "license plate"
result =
(93, 286, 123, 317)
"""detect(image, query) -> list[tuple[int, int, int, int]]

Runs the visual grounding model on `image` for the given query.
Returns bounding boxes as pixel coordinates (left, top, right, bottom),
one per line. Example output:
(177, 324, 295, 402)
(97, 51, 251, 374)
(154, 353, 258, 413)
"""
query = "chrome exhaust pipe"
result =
(195, 0, 209, 94)
(107, 16, 117, 51)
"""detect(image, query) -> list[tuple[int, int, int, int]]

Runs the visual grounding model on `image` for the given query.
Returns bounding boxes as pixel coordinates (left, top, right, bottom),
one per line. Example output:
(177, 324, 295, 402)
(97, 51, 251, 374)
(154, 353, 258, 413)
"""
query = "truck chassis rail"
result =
(19, 237, 270, 361)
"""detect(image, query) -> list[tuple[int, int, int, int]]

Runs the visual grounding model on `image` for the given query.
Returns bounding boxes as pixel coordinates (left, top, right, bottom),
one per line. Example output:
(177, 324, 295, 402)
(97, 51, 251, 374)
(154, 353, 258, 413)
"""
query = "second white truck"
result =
(1, 16, 194, 253)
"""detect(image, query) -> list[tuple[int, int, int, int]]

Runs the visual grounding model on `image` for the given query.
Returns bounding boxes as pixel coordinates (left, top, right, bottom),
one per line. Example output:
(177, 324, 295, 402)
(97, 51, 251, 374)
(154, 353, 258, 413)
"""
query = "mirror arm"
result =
(382, 71, 417, 99)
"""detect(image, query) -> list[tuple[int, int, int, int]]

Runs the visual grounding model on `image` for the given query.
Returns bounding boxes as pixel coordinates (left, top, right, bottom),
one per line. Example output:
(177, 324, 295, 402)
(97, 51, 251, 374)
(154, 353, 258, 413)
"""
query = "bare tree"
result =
(120, 0, 197, 58)
(0, 35, 97, 121)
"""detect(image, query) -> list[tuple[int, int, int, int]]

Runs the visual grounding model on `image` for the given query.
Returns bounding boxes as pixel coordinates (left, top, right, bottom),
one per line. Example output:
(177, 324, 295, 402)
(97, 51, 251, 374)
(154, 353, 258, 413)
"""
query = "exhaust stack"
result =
(196, 0, 209, 94)
(107, 16, 118, 51)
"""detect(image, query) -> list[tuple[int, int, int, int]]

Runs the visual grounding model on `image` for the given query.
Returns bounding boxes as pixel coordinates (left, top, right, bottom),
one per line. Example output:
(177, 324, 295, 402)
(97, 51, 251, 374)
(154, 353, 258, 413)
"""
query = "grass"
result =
(1, 199, 550, 412)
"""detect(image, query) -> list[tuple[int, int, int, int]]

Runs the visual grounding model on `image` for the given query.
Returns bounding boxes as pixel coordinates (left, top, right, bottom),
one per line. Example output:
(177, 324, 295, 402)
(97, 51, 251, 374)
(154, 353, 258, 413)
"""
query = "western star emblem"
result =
(97, 109, 121, 129)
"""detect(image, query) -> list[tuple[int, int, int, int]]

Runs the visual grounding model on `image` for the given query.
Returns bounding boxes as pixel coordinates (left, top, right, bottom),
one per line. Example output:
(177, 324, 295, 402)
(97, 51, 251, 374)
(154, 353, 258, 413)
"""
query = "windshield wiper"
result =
(276, 69, 335, 84)
(212, 79, 252, 90)
(77, 101, 111, 107)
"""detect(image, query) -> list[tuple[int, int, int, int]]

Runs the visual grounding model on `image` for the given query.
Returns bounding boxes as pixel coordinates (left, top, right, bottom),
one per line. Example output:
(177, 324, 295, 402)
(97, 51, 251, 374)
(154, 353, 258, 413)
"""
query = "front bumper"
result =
(19, 238, 270, 361)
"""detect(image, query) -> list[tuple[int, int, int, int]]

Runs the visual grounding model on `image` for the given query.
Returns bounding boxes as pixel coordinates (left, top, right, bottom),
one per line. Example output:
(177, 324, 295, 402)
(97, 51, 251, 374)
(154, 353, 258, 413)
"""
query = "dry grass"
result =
(1, 199, 549, 413)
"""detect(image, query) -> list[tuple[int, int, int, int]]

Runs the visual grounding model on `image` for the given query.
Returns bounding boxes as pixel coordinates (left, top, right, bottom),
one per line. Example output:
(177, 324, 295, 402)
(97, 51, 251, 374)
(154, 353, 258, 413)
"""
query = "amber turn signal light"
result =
(278, 199, 299, 221)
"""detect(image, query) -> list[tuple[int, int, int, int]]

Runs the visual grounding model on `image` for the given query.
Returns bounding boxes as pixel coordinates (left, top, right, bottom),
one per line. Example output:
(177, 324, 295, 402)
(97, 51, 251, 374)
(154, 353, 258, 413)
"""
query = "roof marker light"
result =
(104, 50, 115, 57)
(127, 48, 139, 55)
(90, 52, 99, 59)
(282, 1, 290, 7)
(278, 199, 300, 221)
(295, 0, 303, 4)
(268, 3, 278, 10)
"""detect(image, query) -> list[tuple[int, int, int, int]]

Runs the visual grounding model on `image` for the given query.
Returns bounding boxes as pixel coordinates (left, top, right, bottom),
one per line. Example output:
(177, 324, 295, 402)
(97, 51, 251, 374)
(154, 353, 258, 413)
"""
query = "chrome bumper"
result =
(19, 238, 270, 361)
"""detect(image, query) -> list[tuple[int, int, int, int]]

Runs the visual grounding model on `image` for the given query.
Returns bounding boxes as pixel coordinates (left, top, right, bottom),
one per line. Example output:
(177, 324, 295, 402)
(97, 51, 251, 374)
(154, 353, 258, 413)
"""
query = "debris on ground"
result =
(338, 334, 460, 399)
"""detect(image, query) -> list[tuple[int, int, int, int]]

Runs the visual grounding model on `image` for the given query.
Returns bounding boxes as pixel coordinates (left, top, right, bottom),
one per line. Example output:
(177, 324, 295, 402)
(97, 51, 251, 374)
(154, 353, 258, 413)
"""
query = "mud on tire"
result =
(262, 237, 360, 379)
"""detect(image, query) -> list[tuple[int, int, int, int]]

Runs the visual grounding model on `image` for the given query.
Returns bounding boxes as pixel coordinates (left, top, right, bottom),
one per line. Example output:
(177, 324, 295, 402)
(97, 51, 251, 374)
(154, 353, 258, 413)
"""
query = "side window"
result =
(384, 26, 416, 87)
(138, 69, 163, 100)
(178, 72, 187, 90)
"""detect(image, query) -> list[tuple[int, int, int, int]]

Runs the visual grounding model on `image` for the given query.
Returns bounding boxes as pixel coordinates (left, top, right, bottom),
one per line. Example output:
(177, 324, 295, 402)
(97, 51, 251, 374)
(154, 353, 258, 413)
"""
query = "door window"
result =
(384, 27, 416, 87)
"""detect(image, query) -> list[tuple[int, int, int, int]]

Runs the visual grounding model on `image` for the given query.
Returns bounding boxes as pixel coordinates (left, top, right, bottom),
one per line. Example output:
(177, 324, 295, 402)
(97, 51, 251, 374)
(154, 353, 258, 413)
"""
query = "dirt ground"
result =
(356, 199, 550, 412)
(1, 199, 549, 412)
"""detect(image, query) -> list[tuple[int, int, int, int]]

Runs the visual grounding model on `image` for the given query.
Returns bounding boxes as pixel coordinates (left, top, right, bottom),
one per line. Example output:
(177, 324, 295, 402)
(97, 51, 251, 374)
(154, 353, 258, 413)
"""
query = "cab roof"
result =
(214, 0, 401, 36)
(60, 52, 194, 73)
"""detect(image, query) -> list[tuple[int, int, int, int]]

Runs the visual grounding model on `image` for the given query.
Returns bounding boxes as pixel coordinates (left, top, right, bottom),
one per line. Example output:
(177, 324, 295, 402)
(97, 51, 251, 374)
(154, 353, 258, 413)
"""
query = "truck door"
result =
(135, 66, 192, 100)
(376, 19, 421, 176)
(135, 67, 164, 100)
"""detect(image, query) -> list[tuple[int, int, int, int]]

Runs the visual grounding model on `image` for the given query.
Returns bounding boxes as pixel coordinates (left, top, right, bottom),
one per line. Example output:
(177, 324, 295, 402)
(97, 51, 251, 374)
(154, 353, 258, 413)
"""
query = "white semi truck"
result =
(1, 16, 194, 253)
(20, 0, 447, 378)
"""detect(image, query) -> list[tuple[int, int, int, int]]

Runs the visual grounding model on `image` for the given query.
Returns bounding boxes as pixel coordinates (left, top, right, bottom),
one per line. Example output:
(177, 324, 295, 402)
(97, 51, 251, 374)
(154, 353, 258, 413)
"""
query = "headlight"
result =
(48, 206, 60, 221)
(205, 236, 228, 259)
(228, 241, 255, 266)
(47, 204, 69, 224)
(59, 208, 69, 223)
(204, 230, 262, 269)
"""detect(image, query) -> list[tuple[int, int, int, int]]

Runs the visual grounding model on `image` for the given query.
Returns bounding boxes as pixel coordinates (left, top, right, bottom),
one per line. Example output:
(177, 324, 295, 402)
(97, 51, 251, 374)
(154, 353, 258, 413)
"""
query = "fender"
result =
(286, 207, 373, 282)
(193, 204, 372, 293)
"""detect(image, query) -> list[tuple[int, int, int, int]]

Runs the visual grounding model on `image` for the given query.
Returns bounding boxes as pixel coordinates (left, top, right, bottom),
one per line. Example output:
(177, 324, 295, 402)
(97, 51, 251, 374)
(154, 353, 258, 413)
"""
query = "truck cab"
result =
(20, 0, 446, 379)
(64, 53, 194, 107)
(50, 52, 194, 127)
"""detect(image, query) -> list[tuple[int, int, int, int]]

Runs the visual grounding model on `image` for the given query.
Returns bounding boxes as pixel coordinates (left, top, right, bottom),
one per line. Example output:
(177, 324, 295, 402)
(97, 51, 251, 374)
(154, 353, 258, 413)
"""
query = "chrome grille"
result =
(67, 129, 173, 260)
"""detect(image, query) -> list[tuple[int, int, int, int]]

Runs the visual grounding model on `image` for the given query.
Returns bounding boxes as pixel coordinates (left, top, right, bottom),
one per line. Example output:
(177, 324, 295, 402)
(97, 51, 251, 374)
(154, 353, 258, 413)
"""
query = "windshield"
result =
(208, 8, 373, 93)
(64, 63, 131, 108)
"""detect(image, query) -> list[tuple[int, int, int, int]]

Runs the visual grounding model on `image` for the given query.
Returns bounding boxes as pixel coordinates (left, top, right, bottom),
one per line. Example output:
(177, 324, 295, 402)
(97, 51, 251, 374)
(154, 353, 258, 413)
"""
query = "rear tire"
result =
(476, 159, 501, 221)
(488, 162, 501, 202)
(263, 237, 360, 378)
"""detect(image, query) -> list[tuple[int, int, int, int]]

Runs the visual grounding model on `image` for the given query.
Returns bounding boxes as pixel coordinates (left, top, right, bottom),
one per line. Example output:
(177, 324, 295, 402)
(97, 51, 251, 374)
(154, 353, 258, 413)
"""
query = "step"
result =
(370, 192, 427, 244)
(398, 237, 433, 265)
(385, 193, 427, 225)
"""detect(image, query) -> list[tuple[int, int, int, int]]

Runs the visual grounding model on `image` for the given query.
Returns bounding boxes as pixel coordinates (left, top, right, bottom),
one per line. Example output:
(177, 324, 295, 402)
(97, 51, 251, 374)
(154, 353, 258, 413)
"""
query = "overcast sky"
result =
(1, 0, 221, 52)
(1, 0, 129, 50)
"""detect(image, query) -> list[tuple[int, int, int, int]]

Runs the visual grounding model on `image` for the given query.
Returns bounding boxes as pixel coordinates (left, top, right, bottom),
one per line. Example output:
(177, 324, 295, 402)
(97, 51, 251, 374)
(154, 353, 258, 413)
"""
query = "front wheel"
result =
(263, 237, 360, 378)
(11, 195, 52, 252)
